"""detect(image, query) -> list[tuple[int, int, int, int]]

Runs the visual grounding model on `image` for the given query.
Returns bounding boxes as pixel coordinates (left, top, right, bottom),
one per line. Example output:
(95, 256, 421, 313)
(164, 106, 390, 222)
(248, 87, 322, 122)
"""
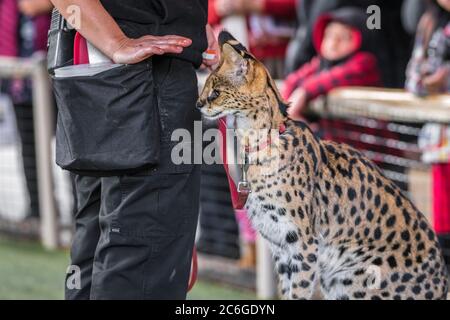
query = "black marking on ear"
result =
(219, 30, 254, 60)
(219, 31, 248, 51)
(219, 31, 237, 46)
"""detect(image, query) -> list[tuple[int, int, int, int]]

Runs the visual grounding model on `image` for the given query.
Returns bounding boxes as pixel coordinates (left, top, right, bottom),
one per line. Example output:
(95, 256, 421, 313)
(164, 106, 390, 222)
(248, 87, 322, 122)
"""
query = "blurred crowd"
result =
(0, 0, 449, 271)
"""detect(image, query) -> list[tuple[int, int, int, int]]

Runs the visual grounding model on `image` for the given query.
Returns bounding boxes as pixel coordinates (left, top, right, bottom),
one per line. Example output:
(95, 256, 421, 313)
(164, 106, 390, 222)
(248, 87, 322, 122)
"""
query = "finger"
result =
(142, 46, 164, 55)
(140, 34, 189, 41)
(159, 35, 192, 42)
(424, 68, 448, 84)
(423, 75, 440, 86)
(134, 41, 184, 55)
(202, 59, 219, 70)
(149, 39, 192, 47)
(133, 46, 164, 62)
(206, 51, 220, 64)
(423, 73, 438, 82)
(151, 44, 184, 54)
(138, 38, 192, 49)
(113, 46, 161, 64)
(142, 35, 192, 46)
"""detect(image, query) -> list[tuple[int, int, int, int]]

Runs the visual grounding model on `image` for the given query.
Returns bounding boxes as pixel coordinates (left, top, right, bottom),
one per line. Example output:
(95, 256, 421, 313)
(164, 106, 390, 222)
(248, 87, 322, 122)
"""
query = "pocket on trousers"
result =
(53, 61, 160, 176)
(113, 165, 195, 239)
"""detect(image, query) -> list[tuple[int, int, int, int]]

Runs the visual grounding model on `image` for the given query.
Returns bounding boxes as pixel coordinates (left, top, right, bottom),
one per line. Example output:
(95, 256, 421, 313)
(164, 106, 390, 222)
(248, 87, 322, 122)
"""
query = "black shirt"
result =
(100, 0, 208, 67)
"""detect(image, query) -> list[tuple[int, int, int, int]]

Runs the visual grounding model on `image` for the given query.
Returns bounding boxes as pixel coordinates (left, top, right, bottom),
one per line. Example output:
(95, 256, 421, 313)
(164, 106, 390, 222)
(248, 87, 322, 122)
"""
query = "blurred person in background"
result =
(0, 0, 52, 221)
(406, 0, 450, 274)
(285, 0, 412, 88)
(402, 0, 427, 36)
(283, 7, 411, 193)
(282, 7, 381, 120)
(208, 0, 297, 78)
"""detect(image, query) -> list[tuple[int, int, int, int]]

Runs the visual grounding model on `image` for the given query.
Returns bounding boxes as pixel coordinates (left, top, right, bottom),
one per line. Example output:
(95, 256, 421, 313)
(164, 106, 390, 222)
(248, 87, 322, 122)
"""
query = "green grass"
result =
(0, 237, 256, 300)
(0, 237, 68, 299)
(188, 281, 256, 300)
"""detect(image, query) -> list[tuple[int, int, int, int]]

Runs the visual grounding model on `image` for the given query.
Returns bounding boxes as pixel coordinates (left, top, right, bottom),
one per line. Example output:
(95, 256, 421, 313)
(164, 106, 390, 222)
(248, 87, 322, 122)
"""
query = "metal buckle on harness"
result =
(238, 150, 252, 194)
(237, 180, 251, 193)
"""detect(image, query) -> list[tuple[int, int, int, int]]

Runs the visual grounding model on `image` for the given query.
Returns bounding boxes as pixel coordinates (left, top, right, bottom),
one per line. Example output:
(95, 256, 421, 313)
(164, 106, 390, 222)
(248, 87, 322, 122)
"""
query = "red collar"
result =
(244, 123, 286, 153)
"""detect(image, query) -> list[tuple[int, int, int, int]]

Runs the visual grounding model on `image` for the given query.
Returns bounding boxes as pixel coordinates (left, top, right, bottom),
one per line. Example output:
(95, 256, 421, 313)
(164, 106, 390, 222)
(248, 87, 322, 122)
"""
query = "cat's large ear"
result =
(219, 31, 254, 82)
(222, 43, 248, 78)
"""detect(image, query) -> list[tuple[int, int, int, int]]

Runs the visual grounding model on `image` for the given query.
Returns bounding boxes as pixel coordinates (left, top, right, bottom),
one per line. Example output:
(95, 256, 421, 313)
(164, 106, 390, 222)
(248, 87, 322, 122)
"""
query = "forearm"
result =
(50, 0, 126, 58)
(39, 0, 54, 13)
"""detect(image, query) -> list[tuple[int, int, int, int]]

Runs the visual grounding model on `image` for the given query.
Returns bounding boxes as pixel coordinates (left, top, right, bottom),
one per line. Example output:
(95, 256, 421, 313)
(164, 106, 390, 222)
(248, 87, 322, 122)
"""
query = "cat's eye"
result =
(208, 90, 220, 102)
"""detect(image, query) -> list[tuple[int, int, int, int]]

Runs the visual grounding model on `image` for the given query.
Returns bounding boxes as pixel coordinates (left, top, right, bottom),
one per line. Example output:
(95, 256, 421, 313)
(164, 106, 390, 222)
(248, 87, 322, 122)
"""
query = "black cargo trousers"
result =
(65, 56, 201, 300)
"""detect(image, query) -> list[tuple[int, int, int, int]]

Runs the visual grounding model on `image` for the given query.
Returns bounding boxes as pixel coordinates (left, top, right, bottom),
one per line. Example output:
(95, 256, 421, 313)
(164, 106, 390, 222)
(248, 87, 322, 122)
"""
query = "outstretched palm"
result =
(112, 35, 192, 64)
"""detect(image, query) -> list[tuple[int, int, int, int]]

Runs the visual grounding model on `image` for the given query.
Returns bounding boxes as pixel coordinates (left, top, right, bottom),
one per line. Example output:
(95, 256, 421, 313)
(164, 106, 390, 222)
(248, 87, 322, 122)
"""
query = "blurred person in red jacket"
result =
(208, 0, 297, 78)
(283, 7, 411, 193)
(0, 0, 52, 220)
(282, 7, 381, 120)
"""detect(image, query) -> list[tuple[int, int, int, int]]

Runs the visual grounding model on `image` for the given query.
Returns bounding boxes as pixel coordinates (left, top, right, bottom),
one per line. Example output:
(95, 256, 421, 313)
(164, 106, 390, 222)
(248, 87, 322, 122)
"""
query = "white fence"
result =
(0, 55, 61, 249)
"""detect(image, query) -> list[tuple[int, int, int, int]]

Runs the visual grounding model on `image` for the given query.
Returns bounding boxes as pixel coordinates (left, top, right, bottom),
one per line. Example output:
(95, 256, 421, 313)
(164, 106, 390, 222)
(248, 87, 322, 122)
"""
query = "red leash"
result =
(188, 246, 198, 292)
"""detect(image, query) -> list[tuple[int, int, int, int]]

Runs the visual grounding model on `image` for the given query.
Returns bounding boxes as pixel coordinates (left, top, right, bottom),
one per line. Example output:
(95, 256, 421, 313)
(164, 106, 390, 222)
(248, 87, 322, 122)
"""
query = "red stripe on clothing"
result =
(0, 0, 19, 56)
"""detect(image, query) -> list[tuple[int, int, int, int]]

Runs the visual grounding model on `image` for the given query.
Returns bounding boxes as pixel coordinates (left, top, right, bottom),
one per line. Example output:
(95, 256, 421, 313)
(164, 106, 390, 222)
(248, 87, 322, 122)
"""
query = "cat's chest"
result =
(245, 190, 297, 247)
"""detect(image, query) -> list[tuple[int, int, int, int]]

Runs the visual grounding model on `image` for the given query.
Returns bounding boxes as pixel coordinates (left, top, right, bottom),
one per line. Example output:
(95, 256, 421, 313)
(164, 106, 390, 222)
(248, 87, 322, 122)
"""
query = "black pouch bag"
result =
(52, 60, 160, 176)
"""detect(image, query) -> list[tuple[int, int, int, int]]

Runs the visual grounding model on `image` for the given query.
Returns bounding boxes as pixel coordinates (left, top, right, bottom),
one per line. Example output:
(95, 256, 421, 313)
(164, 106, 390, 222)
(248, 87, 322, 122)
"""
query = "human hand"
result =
(287, 88, 308, 121)
(423, 66, 450, 94)
(19, 0, 53, 17)
(201, 25, 220, 71)
(111, 35, 192, 64)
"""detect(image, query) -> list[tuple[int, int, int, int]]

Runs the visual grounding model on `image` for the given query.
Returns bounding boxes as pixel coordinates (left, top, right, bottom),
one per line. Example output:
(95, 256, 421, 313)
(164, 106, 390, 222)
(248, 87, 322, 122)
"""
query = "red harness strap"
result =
(218, 118, 242, 208)
(219, 119, 286, 210)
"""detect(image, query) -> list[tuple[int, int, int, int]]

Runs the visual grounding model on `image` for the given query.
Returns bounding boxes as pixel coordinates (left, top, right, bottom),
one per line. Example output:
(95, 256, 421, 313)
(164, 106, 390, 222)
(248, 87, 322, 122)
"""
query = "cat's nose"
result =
(196, 100, 205, 110)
